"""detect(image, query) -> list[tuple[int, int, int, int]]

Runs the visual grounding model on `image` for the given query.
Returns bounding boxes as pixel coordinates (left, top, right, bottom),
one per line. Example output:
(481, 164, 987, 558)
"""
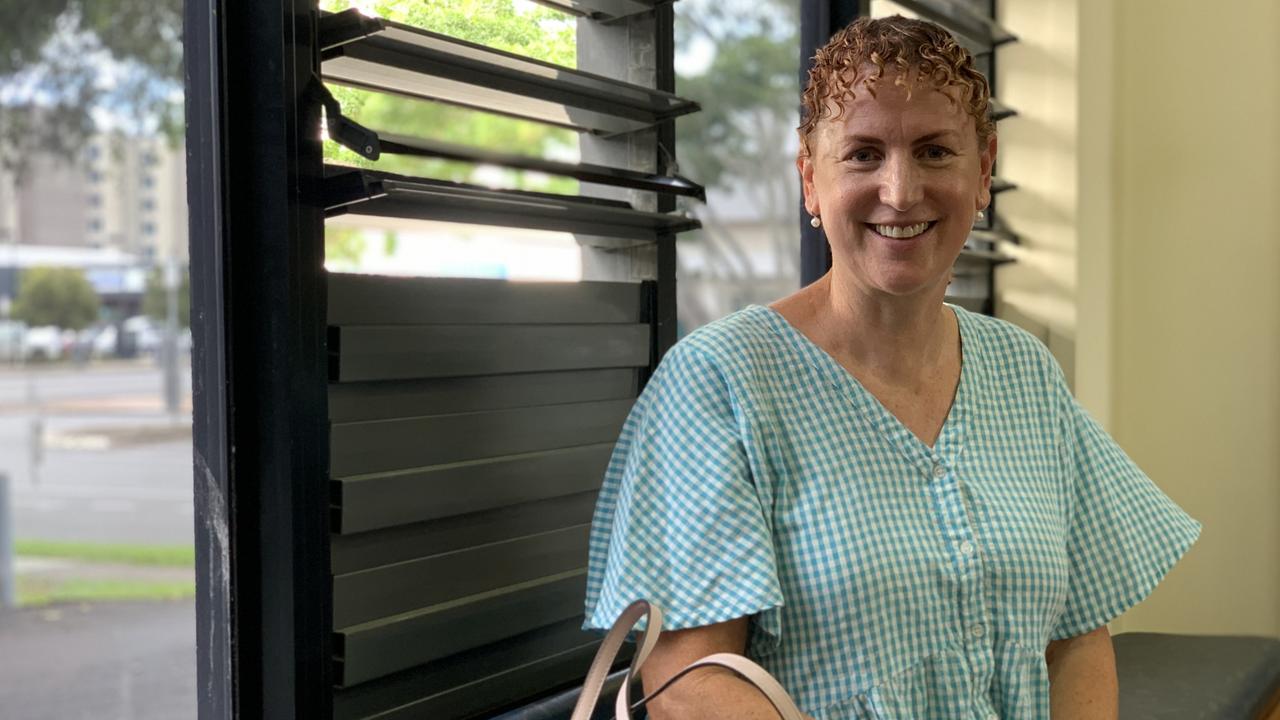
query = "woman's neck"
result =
(804, 271, 954, 387)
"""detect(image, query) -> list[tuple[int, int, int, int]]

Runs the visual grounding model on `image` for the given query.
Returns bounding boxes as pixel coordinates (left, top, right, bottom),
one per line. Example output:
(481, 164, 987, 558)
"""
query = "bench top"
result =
(1114, 632, 1280, 719)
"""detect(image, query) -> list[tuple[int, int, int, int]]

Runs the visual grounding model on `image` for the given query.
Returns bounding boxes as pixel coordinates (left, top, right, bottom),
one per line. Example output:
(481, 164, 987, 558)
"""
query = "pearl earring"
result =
(976, 209, 986, 222)
(810, 215, 822, 228)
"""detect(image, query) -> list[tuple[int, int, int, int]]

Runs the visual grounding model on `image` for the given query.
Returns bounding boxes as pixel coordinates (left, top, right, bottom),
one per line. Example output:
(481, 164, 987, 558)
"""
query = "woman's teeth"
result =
(873, 222, 931, 239)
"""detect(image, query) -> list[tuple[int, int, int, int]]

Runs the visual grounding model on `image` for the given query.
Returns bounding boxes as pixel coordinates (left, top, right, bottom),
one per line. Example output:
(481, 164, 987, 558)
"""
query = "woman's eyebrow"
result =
(841, 130, 961, 146)
(844, 135, 885, 146)
(912, 130, 961, 144)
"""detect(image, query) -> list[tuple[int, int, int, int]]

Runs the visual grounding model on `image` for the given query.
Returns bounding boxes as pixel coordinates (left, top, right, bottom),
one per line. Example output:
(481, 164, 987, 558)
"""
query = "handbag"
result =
(570, 600, 807, 720)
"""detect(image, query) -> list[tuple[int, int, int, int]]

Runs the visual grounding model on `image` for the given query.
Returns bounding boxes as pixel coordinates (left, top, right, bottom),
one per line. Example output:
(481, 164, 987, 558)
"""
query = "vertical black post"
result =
(654, 2, 679, 357)
(983, 0, 999, 315)
(187, 0, 331, 717)
(185, 0, 233, 714)
(798, 0, 867, 287)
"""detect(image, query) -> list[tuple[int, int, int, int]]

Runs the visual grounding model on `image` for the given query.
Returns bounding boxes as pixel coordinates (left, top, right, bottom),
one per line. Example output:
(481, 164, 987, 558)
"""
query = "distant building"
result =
(0, 133, 187, 320)
(0, 134, 187, 263)
(82, 135, 189, 264)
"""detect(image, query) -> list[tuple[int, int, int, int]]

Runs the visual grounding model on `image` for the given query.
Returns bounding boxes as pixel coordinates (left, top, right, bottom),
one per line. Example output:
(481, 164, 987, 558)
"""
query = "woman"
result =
(583, 15, 1200, 720)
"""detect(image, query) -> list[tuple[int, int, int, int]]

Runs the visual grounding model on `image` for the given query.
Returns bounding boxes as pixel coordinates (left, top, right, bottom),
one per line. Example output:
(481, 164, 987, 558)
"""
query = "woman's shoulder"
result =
(646, 305, 793, 404)
(665, 305, 787, 369)
(953, 304, 1061, 375)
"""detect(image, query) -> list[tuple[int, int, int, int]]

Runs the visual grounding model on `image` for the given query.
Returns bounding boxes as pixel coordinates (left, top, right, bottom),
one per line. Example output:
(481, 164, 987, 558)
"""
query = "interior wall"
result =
(1106, 0, 1280, 637)
(999, 0, 1280, 637)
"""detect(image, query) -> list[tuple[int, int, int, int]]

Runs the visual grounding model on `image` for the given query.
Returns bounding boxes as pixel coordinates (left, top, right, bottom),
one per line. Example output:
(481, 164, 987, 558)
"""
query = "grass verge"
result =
(14, 540, 196, 606)
(17, 577, 195, 606)
(15, 540, 194, 567)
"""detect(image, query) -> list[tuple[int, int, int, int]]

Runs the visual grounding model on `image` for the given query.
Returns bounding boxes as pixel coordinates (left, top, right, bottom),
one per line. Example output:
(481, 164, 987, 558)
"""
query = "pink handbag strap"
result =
(571, 600, 807, 720)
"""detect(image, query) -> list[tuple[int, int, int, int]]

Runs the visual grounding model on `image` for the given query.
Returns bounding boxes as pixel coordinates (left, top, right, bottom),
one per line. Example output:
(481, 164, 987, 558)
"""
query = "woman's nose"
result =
(878, 154, 924, 211)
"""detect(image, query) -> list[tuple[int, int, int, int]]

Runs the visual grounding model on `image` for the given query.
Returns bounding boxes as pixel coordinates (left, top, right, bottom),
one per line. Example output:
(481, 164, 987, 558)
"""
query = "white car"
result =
(22, 326, 63, 361)
(0, 320, 24, 362)
(123, 315, 162, 355)
(88, 324, 117, 356)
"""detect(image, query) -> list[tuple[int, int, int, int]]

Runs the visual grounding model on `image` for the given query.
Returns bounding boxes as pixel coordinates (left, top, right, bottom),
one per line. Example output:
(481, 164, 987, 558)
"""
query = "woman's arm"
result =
(1045, 625, 1118, 719)
(639, 616, 815, 720)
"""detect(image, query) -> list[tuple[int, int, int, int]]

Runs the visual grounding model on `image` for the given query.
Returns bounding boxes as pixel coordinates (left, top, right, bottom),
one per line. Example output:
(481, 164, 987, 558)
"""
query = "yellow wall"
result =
(1108, 0, 1280, 636)
(999, 0, 1280, 637)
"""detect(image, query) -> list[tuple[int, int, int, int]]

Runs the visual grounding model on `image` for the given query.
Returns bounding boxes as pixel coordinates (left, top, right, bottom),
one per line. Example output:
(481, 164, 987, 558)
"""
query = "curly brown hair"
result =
(798, 15, 994, 158)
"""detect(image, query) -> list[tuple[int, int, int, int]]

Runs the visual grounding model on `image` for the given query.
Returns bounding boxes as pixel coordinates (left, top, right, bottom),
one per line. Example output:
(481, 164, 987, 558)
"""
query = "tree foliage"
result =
(12, 266, 100, 330)
(0, 0, 183, 178)
(666, 0, 802, 329)
(319, 0, 580, 263)
(1, 0, 800, 297)
(320, 0, 578, 188)
(674, 0, 799, 190)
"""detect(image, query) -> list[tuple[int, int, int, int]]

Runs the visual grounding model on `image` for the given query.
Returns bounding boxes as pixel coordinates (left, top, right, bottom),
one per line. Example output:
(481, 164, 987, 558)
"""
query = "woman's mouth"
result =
(865, 221, 937, 240)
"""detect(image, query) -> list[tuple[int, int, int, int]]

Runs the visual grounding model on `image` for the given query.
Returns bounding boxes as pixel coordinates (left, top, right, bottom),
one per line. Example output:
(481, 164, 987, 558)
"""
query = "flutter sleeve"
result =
(583, 342, 784, 645)
(1049, 363, 1202, 640)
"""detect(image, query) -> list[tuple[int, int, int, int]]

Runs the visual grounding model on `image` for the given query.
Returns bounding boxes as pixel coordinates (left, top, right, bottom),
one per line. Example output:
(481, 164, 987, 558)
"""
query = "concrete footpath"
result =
(0, 599, 196, 720)
(0, 555, 196, 719)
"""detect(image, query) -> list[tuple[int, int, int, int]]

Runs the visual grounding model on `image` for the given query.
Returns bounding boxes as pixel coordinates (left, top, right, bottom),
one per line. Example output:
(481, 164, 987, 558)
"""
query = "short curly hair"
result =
(798, 15, 994, 158)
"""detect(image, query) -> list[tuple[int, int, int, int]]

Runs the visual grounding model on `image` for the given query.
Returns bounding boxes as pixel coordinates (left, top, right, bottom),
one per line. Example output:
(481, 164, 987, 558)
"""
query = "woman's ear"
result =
(977, 133, 998, 210)
(797, 151, 819, 216)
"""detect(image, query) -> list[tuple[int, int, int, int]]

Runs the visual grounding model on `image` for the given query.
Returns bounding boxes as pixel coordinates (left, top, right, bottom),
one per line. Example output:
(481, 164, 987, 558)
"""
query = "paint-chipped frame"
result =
(185, 1, 332, 717)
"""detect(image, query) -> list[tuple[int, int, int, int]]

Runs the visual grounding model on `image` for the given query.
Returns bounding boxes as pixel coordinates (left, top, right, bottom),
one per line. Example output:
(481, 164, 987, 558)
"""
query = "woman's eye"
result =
(922, 146, 954, 160)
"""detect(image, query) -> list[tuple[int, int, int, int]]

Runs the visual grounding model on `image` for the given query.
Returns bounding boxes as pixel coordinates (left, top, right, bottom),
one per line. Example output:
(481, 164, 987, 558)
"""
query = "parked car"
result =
(93, 324, 118, 358)
(69, 323, 115, 361)
(23, 326, 63, 361)
(0, 320, 24, 362)
(0, 321, 66, 362)
(124, 315, 162, 356)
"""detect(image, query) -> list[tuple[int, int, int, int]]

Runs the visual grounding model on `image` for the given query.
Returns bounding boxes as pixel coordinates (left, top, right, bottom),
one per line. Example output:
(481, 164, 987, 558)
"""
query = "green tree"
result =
(0, 0, 183, 177)
(667, 0, 802, 328)
(319, 0, 580, 264)
(12, 266, 100, 330)
(324, 226, 368, 270)
(320, 0, 578, 188)
(674, 0, 799, 190)
(142, 267, 190, 328)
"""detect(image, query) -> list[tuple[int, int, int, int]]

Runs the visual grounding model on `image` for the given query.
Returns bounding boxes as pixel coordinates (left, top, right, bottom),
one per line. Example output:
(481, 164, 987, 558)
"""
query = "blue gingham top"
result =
(584, 303, 1201, 719)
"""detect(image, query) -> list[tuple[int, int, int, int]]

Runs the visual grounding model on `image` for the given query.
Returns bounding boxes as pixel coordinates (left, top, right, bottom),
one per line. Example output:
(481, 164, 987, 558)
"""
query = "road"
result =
(0, 362, 196, 545)
(0, 361, 182, 406)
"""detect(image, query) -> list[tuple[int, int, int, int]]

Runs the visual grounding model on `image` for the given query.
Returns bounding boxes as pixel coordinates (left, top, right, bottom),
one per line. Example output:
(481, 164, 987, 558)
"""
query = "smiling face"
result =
(799, 69, 997, 300)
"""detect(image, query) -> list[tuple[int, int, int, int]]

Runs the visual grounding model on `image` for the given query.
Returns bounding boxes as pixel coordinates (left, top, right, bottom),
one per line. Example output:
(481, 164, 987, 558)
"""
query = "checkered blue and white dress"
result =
(584, 303, 1201, 719)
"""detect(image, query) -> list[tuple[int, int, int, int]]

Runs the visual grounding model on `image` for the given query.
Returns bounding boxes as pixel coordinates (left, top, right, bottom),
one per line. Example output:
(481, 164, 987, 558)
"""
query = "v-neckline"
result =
(752, 302, 973, 470)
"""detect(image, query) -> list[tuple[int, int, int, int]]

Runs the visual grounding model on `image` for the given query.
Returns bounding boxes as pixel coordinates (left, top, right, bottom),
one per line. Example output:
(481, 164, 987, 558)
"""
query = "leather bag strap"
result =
(570, 600, 806, 720)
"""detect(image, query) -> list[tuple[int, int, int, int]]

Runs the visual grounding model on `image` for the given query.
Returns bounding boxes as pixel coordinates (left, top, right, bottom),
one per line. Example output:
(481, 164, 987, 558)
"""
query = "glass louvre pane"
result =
(324, 89, 582, 196)
(318, 0, 577, 68)
(325, 215, 584, 281)
(318, 0, 582, 196)
(320, 0, 584, 278)
(673, 0, 801, 334)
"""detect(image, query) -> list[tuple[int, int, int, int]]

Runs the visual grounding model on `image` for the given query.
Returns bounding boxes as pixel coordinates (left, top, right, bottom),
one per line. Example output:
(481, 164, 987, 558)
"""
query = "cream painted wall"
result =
(1106, 0, 1280, 637)
(998, 0, 1280, 637)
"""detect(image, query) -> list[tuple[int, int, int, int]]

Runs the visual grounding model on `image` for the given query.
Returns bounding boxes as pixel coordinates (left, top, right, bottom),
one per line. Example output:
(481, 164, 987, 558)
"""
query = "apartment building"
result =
(0, 133, 187, 310)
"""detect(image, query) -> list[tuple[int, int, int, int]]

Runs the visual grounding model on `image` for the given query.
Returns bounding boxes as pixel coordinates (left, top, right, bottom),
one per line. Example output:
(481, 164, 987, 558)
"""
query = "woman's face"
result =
(799, 69, 997, 300)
